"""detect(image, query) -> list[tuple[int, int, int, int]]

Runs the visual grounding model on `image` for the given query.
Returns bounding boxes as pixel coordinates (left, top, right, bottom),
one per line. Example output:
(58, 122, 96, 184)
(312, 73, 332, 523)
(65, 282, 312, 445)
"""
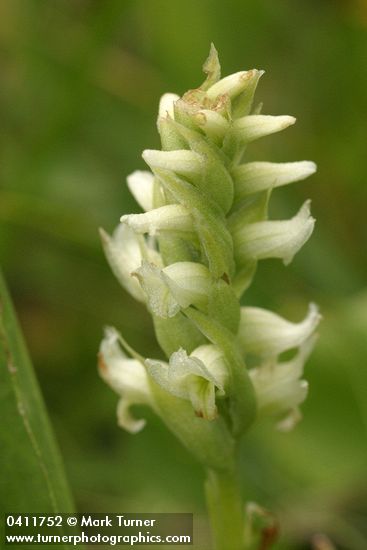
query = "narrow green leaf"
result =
(0, 270, 75, 536)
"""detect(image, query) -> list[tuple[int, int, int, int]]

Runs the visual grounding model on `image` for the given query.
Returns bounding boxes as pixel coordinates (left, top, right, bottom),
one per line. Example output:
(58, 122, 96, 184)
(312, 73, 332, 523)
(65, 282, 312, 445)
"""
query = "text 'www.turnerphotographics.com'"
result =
(4, 513, 193, 546)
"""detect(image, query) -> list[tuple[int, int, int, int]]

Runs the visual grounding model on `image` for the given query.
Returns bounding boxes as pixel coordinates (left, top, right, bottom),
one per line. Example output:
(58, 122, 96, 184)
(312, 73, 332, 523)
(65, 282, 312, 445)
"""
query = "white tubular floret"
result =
(249, 336, 317, 431)
(146, 345, 228, 420)
(232, 161, 317, 197)
(99, 327, 153, 433)
(232, 115, 296, 144)
(233, 200, 315, 265)
(133, 261, 212, 318)
(206, 70, 257, 100)
(121, 204, 193, 236)
(238, 303, 321, 357)
(99, 224, 161, 302)
(126, 170, 155, 212)
(142, 149, 202, 178)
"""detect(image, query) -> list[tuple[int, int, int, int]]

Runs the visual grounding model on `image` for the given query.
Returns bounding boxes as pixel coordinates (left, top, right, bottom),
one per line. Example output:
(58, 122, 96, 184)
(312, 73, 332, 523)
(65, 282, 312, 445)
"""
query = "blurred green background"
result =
(1, 0, 366, 548)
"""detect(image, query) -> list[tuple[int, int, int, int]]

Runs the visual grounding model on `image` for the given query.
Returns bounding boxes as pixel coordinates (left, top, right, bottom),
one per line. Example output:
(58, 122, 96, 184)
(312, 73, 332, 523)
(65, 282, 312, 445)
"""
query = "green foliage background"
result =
(1, 1, 366, 548)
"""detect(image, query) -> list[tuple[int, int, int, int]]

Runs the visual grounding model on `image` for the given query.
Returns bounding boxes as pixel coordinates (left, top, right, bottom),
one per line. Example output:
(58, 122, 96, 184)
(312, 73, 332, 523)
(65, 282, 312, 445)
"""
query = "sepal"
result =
(238, 303, 321, 357)
(249, 336, 317, 430)
(120, 204, 193, 235)
(233, 200, 315, 265)
(142, 149, 202, 179)
(99, 224, 161, 302)
(126, 170, 154, 211)
(207, 70, 259, 101)
(231, 69, 264, 118)
(98, 327, 153, 433)
(232, 160, 317, 198)
(232, 114, 296, 144)
(158, 93, 180, 119)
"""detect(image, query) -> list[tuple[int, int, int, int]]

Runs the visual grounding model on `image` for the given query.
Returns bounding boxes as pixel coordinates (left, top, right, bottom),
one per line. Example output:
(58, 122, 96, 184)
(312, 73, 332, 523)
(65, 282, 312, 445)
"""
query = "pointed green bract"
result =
(153, 312, 206, 358)
(159, 120, 234, 213)
(184, 307, 257, 436)
(154, 168, 235, 278)
(149, 379, 236, 471)
(200, 43, 221, 91)
(207, 280, 240, 334)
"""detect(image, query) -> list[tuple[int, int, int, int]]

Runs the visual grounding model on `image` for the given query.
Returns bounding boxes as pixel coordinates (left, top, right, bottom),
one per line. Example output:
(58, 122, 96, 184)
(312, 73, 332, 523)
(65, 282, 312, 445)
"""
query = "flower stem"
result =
(205, 467, 245, 550)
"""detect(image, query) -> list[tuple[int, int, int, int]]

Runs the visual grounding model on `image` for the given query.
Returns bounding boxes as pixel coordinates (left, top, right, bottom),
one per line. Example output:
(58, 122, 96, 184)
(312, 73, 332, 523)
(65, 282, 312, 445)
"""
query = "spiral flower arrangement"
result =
(98, 45, 320, 550)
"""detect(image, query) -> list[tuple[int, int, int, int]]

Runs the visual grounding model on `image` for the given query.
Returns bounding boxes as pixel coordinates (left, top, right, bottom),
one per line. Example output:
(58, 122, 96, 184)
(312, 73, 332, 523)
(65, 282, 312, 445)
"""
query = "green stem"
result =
(205, 467, 245, 550)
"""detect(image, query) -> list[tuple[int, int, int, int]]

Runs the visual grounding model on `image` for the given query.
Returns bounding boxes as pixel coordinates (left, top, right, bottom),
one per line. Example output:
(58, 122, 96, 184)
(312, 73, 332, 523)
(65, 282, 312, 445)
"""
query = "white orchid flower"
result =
(232, 114, 296, 144)
(249, 336, 317, 431)
(232, 200, 315, 265)
(232, 161, 317, 198)
(99, 224, 161, 302)
(120, 204, 193, 236)
(146, 345, 228, 420)
(98, 327, 154, 433)
(133, 261, 212, 318)
(238, 303, 321, 358)
(142, 149, 202, 179)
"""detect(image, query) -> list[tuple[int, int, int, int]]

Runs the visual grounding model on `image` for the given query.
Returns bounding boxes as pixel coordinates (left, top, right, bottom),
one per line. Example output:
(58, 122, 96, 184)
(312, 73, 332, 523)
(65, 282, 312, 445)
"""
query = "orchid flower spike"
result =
(99, 45, 319, 466)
